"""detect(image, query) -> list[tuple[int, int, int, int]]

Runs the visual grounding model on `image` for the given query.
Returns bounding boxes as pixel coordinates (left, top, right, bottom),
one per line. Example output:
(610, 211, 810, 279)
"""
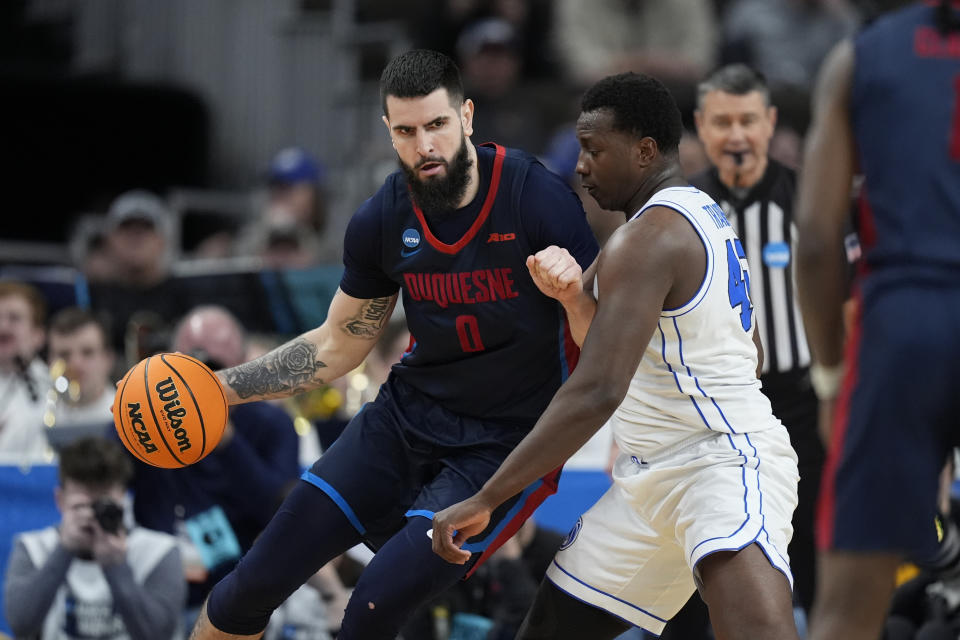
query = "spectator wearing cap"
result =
(265, 147, 326, 235)
(104, 190, 172, 289)
(236, 147, 342, 266)
(88, 190, 191, 359)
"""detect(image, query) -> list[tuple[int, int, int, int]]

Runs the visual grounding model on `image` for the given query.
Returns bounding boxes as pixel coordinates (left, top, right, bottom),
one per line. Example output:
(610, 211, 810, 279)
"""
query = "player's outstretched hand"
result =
(527, 246, 583, 305)
(431, 496, 492, 564)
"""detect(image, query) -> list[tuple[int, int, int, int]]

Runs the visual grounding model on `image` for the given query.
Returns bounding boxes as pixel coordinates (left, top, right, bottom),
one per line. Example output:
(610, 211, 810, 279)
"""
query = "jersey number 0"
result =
(456, 315, 485, 353)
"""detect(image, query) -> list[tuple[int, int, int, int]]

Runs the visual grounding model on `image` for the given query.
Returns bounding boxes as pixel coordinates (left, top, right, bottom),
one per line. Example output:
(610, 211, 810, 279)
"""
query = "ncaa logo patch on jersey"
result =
(559, 517, 583, 550)
(401, 228, 422, 257)
(762, 241, 790, 269)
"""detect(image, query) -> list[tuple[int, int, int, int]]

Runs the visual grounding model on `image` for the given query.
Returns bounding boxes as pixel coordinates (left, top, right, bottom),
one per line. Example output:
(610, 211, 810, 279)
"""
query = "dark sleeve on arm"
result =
(104, 545, 186, 640)
(520, 163, 600, 268)
(4, 538, 73, 637)
(339, 192, 401, 299)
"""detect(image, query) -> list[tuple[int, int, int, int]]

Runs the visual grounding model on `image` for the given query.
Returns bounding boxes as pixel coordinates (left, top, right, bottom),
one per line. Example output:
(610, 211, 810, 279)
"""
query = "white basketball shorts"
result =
(546, 427, 799, 634)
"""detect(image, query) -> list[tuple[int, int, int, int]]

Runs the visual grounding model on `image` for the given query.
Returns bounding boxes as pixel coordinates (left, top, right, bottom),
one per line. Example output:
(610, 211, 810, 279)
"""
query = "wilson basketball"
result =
(113, 353, 228, 468)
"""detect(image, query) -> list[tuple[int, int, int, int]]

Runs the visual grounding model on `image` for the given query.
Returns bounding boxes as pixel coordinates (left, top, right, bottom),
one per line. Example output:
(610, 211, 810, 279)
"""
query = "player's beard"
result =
(401, 136, 474, 217)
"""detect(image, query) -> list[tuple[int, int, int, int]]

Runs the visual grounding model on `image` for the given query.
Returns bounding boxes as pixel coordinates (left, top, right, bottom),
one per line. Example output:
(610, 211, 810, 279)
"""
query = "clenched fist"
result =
(526, 246, 583, 306)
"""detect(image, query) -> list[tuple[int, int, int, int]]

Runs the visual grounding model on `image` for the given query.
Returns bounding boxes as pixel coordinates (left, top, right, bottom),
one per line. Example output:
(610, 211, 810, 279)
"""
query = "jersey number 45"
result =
(726, 238, 753, 332)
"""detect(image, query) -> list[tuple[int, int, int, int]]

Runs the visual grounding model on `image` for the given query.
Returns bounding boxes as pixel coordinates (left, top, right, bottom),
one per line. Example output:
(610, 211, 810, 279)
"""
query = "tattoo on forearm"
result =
(224, 338, 327, 399)
(342, 297, 391, 338)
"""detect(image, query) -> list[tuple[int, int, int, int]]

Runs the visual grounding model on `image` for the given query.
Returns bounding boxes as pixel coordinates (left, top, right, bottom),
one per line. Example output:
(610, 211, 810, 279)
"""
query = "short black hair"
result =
(380, 49, 464, 116)
(697, 64, 770, 110)
(580, 73, 682, 154)
(59, 437, 133, 489)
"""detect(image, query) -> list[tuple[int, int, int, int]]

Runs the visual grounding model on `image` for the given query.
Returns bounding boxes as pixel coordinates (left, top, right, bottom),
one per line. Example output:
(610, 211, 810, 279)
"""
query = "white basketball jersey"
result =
(606, 186, 781, 457)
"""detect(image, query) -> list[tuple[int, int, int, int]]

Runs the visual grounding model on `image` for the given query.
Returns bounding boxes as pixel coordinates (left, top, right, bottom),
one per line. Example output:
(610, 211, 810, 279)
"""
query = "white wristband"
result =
(809, 363, 845, 400)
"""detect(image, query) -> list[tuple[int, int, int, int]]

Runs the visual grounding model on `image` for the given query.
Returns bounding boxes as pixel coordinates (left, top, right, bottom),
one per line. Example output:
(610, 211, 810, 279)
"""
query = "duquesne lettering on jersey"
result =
(403, 268, 520, 307)
(339, 142, 599, 424)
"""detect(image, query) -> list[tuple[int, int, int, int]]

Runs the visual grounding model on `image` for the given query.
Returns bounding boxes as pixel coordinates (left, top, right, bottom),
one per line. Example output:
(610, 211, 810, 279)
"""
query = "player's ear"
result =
(382, 115, 398, 148)
(461, 99, 475, 138)
(767, 105, 779, 132)
(635, 137, 657, 167)
(693, 109, 704, 139)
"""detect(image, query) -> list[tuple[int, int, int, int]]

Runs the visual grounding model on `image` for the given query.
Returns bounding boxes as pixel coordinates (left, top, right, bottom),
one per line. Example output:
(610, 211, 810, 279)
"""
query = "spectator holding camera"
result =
(3, 437, 185, 640)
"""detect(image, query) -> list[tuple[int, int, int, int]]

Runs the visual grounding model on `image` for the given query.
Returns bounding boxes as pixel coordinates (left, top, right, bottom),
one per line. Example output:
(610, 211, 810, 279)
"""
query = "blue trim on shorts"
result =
(405, 509, 436, 520)
(741, 433, 765, 534)
(407, 509, 469, 548)
(550, 559, 667, 624)
(687, 433, 758, 563)
(301, 470, 366, 535)
(691, 528, 793, 590)
(406, 481, 547, 553)
(543, 574, 657, 636)
(744, 432, 791, 569)
(460, 480, 542, 553)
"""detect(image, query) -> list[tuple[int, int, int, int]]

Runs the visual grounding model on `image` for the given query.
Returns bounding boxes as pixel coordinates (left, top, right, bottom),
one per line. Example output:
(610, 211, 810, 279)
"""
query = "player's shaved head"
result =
(380, 49, 464, 117)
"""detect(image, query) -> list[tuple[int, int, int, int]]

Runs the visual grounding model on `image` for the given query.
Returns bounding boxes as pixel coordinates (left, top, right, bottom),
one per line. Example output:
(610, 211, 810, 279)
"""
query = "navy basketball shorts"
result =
(817, 283, 960, 560)
(303, 375, 560, 575)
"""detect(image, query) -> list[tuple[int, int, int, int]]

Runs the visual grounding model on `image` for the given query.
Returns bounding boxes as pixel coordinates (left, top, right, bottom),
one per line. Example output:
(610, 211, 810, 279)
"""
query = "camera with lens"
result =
(92, 498, 124, 534)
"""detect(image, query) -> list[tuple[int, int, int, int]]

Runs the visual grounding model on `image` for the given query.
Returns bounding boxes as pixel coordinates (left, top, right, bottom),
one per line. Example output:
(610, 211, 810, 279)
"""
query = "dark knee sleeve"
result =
(207, 481, 361, 635)
(338, 518, 470, 640)
(516, 579, 632, 640)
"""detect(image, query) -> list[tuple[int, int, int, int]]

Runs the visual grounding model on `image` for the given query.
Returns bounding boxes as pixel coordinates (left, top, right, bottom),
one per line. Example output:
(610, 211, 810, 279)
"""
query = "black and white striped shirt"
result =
(690, 159, 810, 375)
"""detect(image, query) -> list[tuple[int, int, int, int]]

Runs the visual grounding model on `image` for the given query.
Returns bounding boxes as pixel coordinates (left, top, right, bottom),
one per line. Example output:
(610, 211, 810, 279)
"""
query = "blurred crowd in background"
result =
(0, 1, 884, 639)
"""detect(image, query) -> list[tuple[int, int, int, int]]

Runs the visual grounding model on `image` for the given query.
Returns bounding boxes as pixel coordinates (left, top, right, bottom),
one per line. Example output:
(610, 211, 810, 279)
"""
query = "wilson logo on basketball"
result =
(126, 403, 158, 453)
(155, 377, 192, 453)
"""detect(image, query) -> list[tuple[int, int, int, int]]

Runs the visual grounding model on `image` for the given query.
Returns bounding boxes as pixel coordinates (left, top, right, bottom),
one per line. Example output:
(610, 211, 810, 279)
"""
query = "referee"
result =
(691, 65, 823, 617)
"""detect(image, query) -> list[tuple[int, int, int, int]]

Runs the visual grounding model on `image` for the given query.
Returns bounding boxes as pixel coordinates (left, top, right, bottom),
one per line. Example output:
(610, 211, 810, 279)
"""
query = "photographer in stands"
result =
(3, 437, 185, 640)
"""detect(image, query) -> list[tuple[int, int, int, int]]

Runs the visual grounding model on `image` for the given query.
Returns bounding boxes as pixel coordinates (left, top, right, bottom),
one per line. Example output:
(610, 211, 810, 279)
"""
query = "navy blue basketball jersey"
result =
(340, 143, 599, 425)
(852, 2, 960, 283)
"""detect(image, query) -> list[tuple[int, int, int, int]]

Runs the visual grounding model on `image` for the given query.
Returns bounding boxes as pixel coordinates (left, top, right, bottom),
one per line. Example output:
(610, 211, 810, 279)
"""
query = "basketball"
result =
(113, 353, 228, 468)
